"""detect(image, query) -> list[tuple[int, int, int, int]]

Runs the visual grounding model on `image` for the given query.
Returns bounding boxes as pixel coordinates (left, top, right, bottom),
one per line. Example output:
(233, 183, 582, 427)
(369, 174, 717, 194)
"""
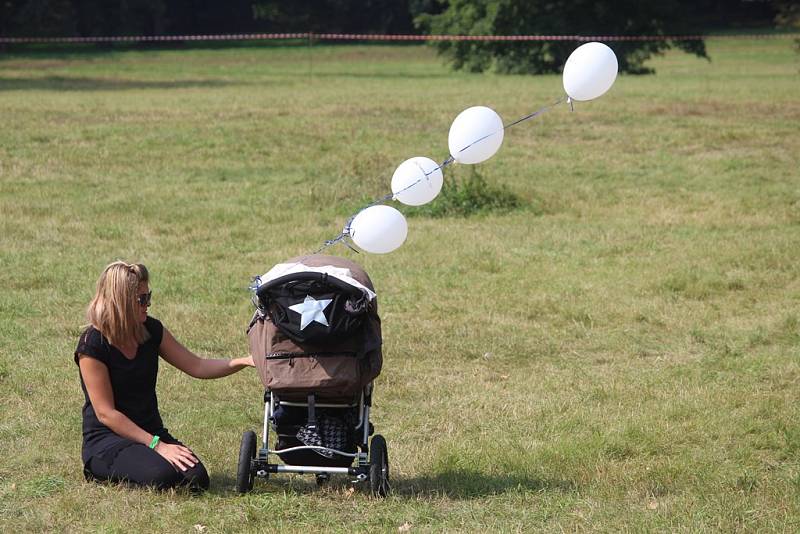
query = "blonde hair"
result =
(86, 261, 150, 347)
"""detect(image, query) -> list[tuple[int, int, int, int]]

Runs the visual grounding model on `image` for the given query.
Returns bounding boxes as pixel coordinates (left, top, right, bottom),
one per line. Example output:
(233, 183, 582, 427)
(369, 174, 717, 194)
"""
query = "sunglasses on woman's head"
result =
(136, 291, 152, 306)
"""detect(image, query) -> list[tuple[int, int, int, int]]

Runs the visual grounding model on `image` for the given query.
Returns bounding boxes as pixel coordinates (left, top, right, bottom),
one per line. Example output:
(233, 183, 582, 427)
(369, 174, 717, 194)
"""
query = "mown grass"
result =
(1, 37, 799, 532)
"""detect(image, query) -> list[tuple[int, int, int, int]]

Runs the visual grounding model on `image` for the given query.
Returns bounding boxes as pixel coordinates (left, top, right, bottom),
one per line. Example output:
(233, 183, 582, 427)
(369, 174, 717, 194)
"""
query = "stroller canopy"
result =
(257, 257, 376, 302)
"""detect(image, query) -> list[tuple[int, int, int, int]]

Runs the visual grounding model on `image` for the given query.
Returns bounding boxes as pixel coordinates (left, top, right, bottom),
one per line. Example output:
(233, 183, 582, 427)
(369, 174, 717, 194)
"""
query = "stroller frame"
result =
(236, 383, 390, 496)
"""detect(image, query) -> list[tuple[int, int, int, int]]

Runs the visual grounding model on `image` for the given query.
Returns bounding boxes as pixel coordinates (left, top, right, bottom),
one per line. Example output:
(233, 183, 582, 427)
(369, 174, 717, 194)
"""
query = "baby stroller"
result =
(236, 255, 389, 496)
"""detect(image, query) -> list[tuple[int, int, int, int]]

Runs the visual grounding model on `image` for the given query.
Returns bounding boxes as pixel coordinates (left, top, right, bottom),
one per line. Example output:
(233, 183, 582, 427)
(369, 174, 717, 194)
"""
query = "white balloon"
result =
(348, 205, 408, 254)
(448, 106, 504, 164)
(391, 157, 444, 206)
(562, 42, 618, 102)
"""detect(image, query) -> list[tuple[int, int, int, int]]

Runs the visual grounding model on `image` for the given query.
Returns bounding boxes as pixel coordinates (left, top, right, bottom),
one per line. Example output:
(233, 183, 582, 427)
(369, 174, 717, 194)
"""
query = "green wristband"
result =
(149, 435, 160, 449)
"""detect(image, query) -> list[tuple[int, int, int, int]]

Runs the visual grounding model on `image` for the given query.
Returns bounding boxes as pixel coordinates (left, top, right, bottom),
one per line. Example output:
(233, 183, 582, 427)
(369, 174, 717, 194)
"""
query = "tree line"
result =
(1, 1, 795, 74)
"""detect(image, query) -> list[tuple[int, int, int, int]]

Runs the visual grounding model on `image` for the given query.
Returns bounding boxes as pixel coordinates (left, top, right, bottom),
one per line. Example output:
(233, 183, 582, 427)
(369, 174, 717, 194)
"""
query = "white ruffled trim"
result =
(259, 262, 376, 301)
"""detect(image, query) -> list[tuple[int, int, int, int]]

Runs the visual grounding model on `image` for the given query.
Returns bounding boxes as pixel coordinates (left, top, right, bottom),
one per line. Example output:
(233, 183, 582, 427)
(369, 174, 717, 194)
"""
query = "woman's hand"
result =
(154, 441, 198, 472)
(234, 355, 255, 367)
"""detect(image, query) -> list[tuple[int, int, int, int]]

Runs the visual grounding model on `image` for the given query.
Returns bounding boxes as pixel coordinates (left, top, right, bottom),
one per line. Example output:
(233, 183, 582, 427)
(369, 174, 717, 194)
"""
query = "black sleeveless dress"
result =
(74, 316, 174, 465)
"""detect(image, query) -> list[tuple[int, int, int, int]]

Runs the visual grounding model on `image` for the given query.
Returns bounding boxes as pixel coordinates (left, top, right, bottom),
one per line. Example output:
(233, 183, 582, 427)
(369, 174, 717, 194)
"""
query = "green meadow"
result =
(1, 36, 799, 532)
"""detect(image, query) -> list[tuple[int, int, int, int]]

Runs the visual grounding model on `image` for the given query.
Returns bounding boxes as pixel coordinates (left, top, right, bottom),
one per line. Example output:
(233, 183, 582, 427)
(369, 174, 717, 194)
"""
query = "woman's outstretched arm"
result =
(159, 327, 254, 379)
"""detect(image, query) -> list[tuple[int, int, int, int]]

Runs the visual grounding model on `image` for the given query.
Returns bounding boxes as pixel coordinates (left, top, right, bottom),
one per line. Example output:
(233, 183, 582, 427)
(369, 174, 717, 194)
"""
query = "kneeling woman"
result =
(75, 261, 254, 491)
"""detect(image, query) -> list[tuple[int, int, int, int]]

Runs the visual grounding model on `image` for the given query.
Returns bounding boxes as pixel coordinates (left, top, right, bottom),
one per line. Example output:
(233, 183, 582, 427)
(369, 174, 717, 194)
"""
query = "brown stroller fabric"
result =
(248, 255, 382, 401)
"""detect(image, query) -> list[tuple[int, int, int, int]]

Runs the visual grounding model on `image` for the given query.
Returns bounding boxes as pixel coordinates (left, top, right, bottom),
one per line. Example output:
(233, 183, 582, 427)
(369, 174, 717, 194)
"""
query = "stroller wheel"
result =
(236, 430, 256, 494)
(315, 473, 330, 486)
(369, 434, 389, 497)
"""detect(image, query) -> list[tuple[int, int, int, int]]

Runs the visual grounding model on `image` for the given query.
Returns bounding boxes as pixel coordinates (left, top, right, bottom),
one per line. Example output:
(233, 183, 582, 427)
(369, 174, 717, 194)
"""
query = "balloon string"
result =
(426, 155, 455, 176)
(503, 96, 567, 129)
(313, 232, 358, 255)
(313, 96, 568, 254)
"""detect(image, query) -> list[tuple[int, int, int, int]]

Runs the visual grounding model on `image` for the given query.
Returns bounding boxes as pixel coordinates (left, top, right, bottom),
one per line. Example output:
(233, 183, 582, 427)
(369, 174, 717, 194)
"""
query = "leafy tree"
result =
(164, 0, 260, 34)
(70, 0, 166, 36)
(0, 0, 167, 37)
(415, 0, 711, 74)
(774, 0, 800, 55)
(0, 0, 76, 37)
(253, 0, 414, 34)
(774, 1, 799, 30)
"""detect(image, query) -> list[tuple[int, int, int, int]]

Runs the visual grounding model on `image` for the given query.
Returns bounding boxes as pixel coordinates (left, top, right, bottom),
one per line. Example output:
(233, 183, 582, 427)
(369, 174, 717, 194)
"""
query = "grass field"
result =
(1, 36, 799, 532)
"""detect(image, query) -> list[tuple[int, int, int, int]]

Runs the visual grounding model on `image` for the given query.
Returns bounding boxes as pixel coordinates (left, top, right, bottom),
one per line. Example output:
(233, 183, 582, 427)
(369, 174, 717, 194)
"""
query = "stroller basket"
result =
(271, 396, 362, 468)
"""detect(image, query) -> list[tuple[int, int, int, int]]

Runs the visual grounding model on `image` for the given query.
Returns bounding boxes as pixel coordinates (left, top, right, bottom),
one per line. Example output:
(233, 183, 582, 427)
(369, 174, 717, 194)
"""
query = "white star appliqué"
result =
(289, 295, 333, 330)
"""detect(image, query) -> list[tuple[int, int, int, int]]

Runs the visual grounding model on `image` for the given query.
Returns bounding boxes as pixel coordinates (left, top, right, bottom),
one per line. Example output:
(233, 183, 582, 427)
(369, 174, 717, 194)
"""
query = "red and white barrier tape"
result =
(0, 33, 308, 44)
(314, 33, 798, 41)
(1, 32, 798, 45)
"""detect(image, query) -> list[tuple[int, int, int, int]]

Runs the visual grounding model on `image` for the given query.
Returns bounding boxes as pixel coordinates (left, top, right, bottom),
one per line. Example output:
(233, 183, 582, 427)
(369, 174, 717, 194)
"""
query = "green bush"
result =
(407, 167, 524, 217)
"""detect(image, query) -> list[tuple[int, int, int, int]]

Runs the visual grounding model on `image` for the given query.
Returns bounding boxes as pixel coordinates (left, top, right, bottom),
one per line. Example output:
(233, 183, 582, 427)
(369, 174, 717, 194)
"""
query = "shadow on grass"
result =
(398, 469, 577, 499)
(208, 472, 318, 497)
(303, 71, 454, 80)
(208, 473, 241, 496)
(0, 76, 239, 92)
(209, 469, 577, 500)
